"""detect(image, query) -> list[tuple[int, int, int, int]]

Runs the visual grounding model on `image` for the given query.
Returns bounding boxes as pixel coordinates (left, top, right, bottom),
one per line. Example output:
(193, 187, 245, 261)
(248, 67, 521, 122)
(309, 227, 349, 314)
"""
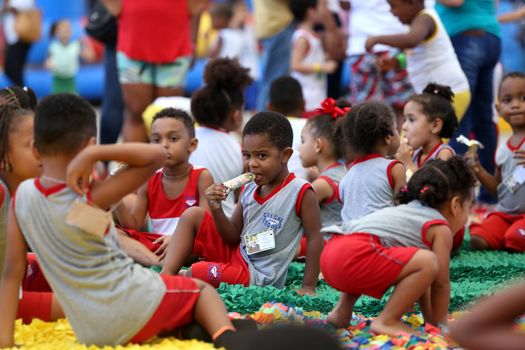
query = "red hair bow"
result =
(314, 98, 350, 119)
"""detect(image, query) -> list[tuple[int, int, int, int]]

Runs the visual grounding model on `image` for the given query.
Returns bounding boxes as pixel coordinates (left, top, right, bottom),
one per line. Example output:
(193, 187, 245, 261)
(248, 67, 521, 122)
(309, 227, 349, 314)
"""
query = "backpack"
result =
(85, 1, 117, 46)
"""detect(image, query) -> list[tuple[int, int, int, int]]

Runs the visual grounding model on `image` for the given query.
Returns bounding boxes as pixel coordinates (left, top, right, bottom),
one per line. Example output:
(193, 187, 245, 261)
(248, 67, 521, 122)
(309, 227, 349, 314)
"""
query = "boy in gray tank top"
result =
(162, 112, 323, 295)
(0, 94, 239, 348)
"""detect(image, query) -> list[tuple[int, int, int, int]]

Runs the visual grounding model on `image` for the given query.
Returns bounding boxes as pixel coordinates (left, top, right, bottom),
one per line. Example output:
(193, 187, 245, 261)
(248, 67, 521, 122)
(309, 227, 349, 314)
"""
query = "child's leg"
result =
(503, 215, 525, 252)
(326, 292, 360, 328)
(371, 250, 438, 336)
(17, 292, 64, 324)
(161, 207, 205, 275)
(470, 213, 509, 250)
(116, 229, 160, 266)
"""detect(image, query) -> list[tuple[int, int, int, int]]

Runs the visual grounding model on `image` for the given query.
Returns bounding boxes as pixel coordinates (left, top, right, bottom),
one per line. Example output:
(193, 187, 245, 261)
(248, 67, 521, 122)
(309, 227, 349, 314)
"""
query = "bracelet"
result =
(313, 63, 322, 73)
(396, 52, 407, 70)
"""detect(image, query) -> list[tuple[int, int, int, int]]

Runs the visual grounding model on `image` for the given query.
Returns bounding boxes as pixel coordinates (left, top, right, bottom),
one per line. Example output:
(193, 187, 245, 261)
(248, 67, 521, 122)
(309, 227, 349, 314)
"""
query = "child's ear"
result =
(282, 147, 293, 163)
(431, 117, 443, 135)
(85, 136, 96, 147)
(495, 101, 501, 114)
(315, 138, 322, 153)
(188, 138, 198, 153)
(450, 195, 462, 216)
(31, 141, 41, 162)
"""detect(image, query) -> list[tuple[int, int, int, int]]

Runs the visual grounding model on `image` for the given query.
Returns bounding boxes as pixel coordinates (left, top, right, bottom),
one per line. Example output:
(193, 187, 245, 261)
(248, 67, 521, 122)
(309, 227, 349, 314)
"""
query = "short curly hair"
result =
(242, 112, 293, 150)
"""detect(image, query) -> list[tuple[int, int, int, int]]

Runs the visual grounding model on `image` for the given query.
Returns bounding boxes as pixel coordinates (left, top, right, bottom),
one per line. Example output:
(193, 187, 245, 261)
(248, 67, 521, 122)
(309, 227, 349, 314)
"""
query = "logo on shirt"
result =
(184, 196, 197, 207)
(207, 263, 222, 281)
(519, 228, 525, 237)
(262, 212, 283, 231)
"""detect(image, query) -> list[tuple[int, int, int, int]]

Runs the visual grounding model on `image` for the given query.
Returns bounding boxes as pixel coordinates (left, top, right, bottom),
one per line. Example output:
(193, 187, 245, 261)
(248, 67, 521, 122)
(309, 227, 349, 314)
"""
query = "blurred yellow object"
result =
(196, 12, 218, 58)
(12, 318, 217, 350)
(498, 116, 512, 134)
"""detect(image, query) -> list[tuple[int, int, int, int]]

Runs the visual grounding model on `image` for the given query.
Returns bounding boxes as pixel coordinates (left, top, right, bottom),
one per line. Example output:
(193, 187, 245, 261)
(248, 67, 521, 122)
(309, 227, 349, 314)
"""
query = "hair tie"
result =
(313, 98, 350, 119)
(420, 185, 429, 194)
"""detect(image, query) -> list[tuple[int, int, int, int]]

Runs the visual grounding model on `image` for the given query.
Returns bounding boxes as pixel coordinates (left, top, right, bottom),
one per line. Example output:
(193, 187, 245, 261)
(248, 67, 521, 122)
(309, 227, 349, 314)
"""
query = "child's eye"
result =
(169, 136, 178, 142)
(151, 138, 160, 144)
(258, 154, 267, 160)
(242, 153, 250, 160)
(520, 96, 525, 102)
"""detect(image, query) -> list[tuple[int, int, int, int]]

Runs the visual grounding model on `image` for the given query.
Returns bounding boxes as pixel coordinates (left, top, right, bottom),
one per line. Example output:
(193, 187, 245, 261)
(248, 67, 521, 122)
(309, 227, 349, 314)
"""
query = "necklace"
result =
(40, 175, 66, 184)
(162, 167, 191, 180)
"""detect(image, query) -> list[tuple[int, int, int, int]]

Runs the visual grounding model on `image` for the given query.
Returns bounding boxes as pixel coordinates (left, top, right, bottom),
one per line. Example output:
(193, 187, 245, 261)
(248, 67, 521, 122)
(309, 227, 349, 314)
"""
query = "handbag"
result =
(85, 1, 117, 46)
(14, 9, 42, 43)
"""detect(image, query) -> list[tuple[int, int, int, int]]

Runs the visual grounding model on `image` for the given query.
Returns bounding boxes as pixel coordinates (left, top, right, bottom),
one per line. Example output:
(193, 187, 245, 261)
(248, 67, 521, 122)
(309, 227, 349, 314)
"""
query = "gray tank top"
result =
(340, 155, 401, 221)
(240, 174, 310, 288)
(412, 143, 455, 167)
(0, 178, 10, 280)
(341, 200, 448, 249)
(495, 139, 525, 214)
(318, 163, 346, 229)
(15, 179, 166, 346)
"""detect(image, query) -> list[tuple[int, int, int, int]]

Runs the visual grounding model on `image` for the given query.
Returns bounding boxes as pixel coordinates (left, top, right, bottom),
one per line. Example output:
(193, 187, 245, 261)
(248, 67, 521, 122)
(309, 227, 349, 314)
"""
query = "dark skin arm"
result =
(205, 183, 243, 245)
(365, 14, 435, 51)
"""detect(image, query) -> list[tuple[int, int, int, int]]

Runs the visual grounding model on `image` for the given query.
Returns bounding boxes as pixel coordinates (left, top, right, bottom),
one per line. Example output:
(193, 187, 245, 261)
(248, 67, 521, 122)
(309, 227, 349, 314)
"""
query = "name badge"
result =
(503, 166, 525, 194)
(245, 229, 275, 255)
(65, 201, 110, 237)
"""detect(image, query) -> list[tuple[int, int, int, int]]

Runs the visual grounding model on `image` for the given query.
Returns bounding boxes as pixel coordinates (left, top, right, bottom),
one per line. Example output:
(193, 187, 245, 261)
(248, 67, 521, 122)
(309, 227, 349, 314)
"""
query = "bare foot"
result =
(370, 318, 416, 336)
(326, 307, 353, 328)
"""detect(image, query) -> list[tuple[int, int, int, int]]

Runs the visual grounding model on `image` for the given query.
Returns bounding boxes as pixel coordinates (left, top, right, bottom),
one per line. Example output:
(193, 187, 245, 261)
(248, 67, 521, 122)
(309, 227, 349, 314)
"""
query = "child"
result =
(468, 72, 525, 252)
(115, 108, 213, 263)
(0, 94, 239, 348)
(365, 0, 470, 121)
(450, 282, 525, 350)
(190, 58, 253, 217)
(46, 19, 94, 94)
(322, 156, 476, 335)
(289, 0, 337, 111)
(339, 101, 405, 222)
(162, 112, 323, 295)
(0, 88, 64, 324)
(268, 75, 308, 179)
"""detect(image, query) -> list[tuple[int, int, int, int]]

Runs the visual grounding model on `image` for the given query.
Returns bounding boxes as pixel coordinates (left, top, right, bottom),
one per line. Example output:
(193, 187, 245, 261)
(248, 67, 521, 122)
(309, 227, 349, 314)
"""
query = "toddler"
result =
(162, 112, 323, 295)
(468, 72, 525, 252)
(322, 156, 476, 335)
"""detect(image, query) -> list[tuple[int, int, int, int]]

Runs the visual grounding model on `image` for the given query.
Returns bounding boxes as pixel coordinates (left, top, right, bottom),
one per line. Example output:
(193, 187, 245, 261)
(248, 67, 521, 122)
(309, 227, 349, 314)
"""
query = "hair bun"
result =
(422, 83, 454, 103)
(203, 58, 252, 91)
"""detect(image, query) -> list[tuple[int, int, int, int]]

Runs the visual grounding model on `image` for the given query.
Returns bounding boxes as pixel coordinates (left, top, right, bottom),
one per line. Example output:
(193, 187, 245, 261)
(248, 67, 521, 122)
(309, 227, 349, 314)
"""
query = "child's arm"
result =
(465, 152, 500, 197)
(311, 177, 334, 203)
(365, 14, 435, 52)
(114, 183, 149, 230)
(449, 283, 525, 350)
(197, 169, 214, 212)
(396, 141, 418, 174)
(0, 206, 29, 348)
(436, 148, 455, 161)
(427, 224, 453, 326)
(67, 143, 166, 210)
(290, 36, 337, 74)
(391, 162, 407, 197)
(297, 189, 322, 296)
(205, 184, 243, 245)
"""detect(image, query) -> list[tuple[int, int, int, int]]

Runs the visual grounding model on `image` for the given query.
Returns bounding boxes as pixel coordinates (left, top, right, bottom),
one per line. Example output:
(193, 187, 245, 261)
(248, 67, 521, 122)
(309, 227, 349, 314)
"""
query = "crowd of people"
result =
(0, 0, 524, 349)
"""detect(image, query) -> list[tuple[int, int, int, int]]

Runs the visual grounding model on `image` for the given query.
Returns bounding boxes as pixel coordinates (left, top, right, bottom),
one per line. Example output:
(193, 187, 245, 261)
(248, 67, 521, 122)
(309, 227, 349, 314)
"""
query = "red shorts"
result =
(297, 236, 328, 259)
(321, 234, 418, 299)
(17, 291, 53, 324)
(130, 274, 200, 343)
(122, 227, 205, 256)
(22, 253, 52, 293)
(470, 212, 525, 251)
(190, 211, 250, 288)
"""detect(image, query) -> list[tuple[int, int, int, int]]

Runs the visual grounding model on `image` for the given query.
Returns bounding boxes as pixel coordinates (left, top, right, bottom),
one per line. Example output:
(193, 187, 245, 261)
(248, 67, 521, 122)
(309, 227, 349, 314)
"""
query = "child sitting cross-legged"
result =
(115, 108, 213, 264)
(0, 94, 244, 348)
(162, 112, 323, 295)
(322, 156, 476, 336)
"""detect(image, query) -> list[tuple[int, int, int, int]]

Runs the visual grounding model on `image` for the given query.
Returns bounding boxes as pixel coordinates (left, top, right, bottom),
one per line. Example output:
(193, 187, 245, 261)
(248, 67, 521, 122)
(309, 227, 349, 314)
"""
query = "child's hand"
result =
(365, 37, 377, 52)
(67, 148, 95, 195)
(395, 139, 413, 165)
(205, 183, 228, 210)
(322, 60, 338, 74)
(153, 235, 171, 259)
(296, 286, 316, 296)
(513, 149, 525, 166)
(377, 55, 398, 72)
(464, 149, 482, 174)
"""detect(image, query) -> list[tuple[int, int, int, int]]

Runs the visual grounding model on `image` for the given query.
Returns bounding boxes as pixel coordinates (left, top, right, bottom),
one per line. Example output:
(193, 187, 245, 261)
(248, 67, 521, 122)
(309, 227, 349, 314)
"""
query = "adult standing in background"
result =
(102, 0, 207, 142)
(253, 0, 295, 111)
(2, 0, 36, 86)
(437, 0, 501, 204)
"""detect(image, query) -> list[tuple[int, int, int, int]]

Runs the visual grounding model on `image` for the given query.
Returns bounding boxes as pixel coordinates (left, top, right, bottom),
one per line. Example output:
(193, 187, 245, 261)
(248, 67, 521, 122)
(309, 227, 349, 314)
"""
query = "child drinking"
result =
(322, 156, 476, 335)
(162, 112, 323, 295)
(116, 108, 213, 263)
(0, 94, 240, 348)
(339, 101, 405, 222)
(397, 82, 458, 174)
(468, 72, 525, 252)
(290, 0, 337, 111)
(190, 58, 253, 217)
(365, 0, 470, 121)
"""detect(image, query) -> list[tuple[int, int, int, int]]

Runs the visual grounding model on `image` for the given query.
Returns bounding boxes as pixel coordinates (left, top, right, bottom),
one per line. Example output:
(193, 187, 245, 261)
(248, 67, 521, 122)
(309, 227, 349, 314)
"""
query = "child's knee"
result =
(410, 250, 439, 277)
(504, 228, 525, 252)
(470, 235, 490, 250)
(180, 207, 206, 225)
(190, 277, 212, 291)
